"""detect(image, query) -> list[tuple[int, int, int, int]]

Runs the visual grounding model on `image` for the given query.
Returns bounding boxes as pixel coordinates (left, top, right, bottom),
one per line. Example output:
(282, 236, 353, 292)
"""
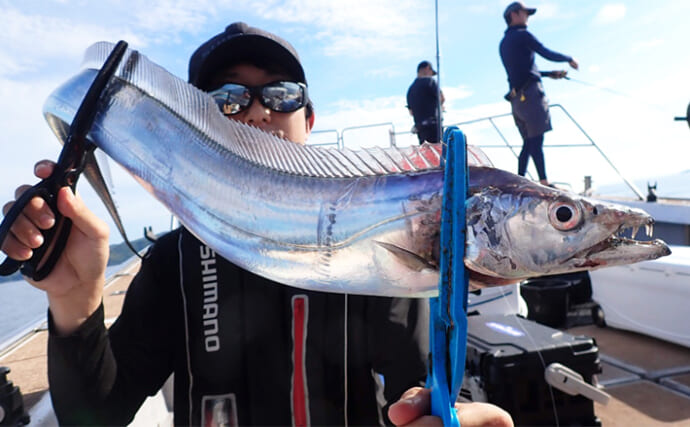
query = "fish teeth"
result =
(646, 223, 653, 237)
(631, 226, 639, 239)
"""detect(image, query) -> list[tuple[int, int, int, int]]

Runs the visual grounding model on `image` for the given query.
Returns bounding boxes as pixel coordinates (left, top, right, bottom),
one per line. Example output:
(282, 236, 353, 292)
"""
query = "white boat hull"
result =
(590, 244, 690, 348)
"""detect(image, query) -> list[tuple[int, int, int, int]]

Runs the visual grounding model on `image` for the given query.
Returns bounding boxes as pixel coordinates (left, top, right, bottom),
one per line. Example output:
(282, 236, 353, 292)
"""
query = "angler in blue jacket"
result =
(499, 1, 579, 186)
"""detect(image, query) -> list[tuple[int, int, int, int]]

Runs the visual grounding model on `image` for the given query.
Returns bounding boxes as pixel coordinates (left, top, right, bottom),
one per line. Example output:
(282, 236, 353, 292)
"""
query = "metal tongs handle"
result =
(0, 40, 128, 281)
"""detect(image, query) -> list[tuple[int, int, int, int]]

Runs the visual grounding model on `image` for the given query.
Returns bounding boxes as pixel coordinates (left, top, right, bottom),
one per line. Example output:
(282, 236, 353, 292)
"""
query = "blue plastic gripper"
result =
(426, 126, 470, 426)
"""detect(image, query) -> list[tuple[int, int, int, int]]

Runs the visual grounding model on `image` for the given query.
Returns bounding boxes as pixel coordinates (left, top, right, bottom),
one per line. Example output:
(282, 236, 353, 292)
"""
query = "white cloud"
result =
(443, 85, 473, 104)
(250, 0, 432, 58)
(631, 38, 664, 52)
(255, 0, 425, 36)
(130, 0, 217, 33)
(366, 66, 406, 79)
(0, 5, 146, 78)
(532, 3, 558, 20)
(594, 3, 626, 25)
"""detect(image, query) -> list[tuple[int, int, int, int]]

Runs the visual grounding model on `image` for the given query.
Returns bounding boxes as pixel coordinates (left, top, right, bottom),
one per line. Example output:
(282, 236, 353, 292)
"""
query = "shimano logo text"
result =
(200, 245, 220, 352)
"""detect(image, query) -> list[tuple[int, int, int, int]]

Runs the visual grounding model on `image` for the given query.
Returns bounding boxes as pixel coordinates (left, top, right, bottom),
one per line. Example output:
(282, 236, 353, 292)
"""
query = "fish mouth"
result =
(572, 221, 671, 268)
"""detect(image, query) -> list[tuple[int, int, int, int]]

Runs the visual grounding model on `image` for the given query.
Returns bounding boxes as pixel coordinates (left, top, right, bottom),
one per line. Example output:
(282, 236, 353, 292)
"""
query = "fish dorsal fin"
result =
(77, 42, 451, 179)
(467, 145, 494, 167)
(78, 42, 491, 178)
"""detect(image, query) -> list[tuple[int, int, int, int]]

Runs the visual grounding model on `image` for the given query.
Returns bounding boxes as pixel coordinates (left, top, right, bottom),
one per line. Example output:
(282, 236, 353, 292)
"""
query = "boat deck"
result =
(2, 262, 690, 426)
(568, 324, 690, 426)
(0, 260, 140, 424)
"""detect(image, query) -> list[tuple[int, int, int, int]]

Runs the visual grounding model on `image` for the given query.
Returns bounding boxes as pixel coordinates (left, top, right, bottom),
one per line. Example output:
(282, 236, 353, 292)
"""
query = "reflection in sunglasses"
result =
(210, 81, 308, 116)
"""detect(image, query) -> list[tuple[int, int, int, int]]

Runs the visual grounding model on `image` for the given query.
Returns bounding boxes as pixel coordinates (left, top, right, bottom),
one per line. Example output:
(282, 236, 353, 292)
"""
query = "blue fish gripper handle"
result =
(426, 126, 470, 426)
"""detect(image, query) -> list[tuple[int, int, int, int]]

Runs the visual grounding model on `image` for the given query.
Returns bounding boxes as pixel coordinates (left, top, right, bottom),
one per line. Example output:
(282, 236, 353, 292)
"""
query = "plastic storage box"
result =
(463, 314, 602, 426)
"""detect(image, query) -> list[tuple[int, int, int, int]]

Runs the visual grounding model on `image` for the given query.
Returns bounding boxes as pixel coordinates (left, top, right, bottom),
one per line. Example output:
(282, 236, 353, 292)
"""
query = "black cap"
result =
(417, 60, 437, 75)
(188, 22, 306, 90)
(503, 1, 537, 25)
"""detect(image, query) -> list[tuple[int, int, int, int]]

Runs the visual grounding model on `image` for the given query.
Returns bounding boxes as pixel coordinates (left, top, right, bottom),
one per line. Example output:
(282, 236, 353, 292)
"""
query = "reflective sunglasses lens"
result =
(210, 84, 252, 115)
(261, 82, 305, 112)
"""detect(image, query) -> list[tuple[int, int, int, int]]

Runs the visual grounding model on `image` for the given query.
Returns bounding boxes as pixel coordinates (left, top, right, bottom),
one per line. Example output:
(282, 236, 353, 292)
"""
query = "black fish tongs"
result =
(0, 41, 128, 281)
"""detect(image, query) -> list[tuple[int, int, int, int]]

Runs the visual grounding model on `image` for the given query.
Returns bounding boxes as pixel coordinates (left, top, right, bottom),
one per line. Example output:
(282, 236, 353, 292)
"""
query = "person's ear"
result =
(306, 111, 315, 133)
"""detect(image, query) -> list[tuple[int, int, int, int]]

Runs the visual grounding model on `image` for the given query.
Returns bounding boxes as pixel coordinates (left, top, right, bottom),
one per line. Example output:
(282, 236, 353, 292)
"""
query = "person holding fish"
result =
(1, 22, 512, 427)
(500, 1, 579, 187)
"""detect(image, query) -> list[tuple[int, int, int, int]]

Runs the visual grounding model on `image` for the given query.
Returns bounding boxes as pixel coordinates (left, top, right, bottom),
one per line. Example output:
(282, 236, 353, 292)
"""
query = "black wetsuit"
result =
(406, 77, 441, 144)
(48, 228, 429, 426)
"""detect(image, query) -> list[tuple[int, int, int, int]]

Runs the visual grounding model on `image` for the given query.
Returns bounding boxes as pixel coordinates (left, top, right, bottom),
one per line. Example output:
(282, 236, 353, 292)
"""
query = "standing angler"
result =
(499, 1, 579, 186)
(407, 60, 445, 144)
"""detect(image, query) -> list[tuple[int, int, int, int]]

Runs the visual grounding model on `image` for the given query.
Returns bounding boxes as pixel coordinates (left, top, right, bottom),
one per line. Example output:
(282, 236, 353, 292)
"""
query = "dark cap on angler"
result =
(503, 1, 537, 24)
(417, 60, 437, 75)
(188, 21, 307, 90)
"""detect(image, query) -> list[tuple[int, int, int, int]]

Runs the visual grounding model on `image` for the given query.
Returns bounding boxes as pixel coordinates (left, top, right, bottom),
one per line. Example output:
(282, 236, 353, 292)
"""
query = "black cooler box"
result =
(463, 314, 602, 426)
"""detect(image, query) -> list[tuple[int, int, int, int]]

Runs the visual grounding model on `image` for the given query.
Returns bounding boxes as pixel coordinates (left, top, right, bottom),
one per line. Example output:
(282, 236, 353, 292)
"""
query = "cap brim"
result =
(525, 7, 537, 15)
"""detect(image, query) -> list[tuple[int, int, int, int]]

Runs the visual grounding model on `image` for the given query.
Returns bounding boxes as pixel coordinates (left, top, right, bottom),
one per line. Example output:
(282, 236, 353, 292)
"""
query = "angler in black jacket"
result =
(48, 228, 428, 425)
(2, 21, 513, 427)
(9, 22, 429, 426)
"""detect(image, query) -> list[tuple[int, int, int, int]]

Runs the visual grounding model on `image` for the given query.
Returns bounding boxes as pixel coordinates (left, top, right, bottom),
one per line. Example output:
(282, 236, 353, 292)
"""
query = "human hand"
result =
(569, 59, 579, 70)
(388, 387, 513, 427)
(1, 160, 109, 334)
(550, 70, 568, 79)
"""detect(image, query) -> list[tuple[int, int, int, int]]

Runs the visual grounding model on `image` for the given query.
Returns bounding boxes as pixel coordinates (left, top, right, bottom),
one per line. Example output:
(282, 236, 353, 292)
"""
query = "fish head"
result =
(465, 167, 671, 285)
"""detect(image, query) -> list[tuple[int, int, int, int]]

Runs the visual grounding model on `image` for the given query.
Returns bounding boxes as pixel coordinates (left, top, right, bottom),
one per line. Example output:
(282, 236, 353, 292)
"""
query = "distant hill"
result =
(108, 236, 152, 265)
(0, 236, 152, 284)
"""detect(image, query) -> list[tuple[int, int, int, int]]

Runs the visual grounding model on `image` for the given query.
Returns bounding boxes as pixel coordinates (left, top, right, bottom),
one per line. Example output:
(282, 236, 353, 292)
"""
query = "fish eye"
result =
(556, 206, 572, 221)
(549, 201, 582, 231)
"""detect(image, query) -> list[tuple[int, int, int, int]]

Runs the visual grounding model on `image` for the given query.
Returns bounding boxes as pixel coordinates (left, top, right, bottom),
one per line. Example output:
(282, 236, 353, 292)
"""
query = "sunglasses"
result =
(209, 81, 309, 116)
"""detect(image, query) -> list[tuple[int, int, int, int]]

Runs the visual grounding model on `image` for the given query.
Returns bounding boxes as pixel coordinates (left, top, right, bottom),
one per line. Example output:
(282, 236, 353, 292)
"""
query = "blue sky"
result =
(1, 0, 689, 244)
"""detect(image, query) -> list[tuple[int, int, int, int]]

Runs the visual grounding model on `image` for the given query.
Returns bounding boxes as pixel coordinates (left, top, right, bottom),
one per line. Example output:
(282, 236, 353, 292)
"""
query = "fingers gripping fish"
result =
(42, 42, 670, 297)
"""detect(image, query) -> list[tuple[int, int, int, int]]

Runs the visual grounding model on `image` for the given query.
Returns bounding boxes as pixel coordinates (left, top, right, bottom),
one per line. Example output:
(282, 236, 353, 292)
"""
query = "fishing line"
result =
(514, 314, 562, 426)
(493, 287, 561, 426)
(563, 76, 675, 116)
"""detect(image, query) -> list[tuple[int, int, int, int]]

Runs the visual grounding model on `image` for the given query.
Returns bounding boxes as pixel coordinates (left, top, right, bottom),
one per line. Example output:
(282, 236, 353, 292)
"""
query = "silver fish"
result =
(42, 42, 670, 297)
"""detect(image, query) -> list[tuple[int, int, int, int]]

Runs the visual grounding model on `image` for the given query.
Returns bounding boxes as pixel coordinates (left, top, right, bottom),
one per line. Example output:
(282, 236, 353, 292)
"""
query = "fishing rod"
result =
(673, 102, 690, 128)
(562, 76, 630, 98)
(434, 0, 442, 140)
(562, 75, 676, 117)
(427, 2, 468, 426)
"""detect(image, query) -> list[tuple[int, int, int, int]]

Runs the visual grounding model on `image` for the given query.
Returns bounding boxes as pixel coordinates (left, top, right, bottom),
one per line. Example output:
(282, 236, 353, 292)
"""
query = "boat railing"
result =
(309, 122, 396, 150)
(441, 104, 644, 200)
(0, 253, 144, 358)
(342, 122, 397, 148)
(314, 104, 645, 200)
(308, 129, 340, 149)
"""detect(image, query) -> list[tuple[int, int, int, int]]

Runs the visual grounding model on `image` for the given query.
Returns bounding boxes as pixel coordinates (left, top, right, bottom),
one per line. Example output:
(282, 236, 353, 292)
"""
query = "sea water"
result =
(0, 279, 47, 347)
(0, 262, 131, 350)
